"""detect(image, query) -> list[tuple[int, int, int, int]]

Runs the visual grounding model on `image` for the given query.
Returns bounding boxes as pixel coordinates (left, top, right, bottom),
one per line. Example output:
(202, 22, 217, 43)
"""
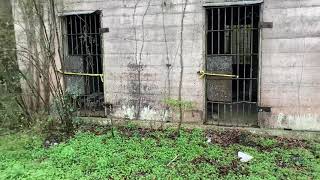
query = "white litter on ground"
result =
(238, 152, 253, 162)
(206, 137, 212, 143)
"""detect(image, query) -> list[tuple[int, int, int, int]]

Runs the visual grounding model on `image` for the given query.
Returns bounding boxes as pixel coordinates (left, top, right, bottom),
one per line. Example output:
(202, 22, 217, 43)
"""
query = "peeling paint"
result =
(140, 106, 157, 120)
(115, 106, 136, 120)
(114, 105, 171, 121)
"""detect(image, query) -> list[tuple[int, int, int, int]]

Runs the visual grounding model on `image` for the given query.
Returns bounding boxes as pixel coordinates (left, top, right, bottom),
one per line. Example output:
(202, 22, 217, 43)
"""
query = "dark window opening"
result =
(206, 5, 260, 127)
(63, 12, 104, 116)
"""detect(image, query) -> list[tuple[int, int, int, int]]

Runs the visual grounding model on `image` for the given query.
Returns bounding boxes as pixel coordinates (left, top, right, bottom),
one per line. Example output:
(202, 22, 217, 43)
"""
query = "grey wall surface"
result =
(57, 0, 320, 129)
(11, 0, 320, 130)
(260, 0, 320, 130)
(60, 0, 206, 121)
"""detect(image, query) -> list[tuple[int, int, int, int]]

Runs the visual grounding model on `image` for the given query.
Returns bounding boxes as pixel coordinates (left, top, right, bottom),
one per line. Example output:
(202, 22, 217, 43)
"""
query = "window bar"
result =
(88, 15, 92, 92)
(80, 16, 84, 55)
(94, 15, 101, 93)
(89, 15, 93, 55)
(217, 103, 220, 124)
(208, 27, 259, 32)
(230, 7, 234, 122)
(78, 15, 85, 113)
(206, 9, 208, 58)
(211, 103, 214, 119)
(87, 15, 94, 94)
(224, 7, 227, 54)
(85, 17, 88, 55)
(99, 14, 102, 93)
(230, 103, 233, 122)
(83, 17, 90, 94)
(88, 16, 93, 93)
(243, 7, 246, 120)
(211, 9, 214, 55)
(82, 15, 86, 54)
(69, 16, 74, 56)
(83, 16, 90, 95)
(99, 21, 102, 94)
(84, 15, 87, 54)
(224, 7, 227, 122)
(236, 6, 240, 125)
(83, 15, 87, 55)
(74, 16, 78, 55)
(249, 6, 254, 112)
(205, 5, 260, 125)
(218, 8, 220, 54)
(94, 14, 99, 94)
(207, 53, 258, 56)
(224, 104, 226, 121)
(231, 7, 233, 55)
(247, 6, 251, 116)
(91, 14, 99, 92)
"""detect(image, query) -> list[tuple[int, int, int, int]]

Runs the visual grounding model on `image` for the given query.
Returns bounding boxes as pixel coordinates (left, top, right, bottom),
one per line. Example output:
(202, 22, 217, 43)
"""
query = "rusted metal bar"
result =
(63, 12, 104, 117)
(198, 70, 238, 78)
(236, 6, 240, 126)
(249, 5, 254, 115)
(205, 4, 260, 127)
(211, 9, 214, 55)
(218, 8, 220, 54)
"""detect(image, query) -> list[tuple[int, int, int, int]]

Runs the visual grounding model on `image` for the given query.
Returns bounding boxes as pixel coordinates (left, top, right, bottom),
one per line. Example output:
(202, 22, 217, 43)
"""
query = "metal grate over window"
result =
(205, 4, 260, 127)
(62, 11, 104, 117)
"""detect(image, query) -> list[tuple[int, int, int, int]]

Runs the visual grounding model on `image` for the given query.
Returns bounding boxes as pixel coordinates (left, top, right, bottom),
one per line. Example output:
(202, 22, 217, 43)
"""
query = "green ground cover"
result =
(0, 126, 319, 179)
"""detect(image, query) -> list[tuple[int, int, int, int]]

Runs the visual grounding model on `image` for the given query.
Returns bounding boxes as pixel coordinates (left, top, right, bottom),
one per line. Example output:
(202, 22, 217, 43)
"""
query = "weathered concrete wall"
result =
(11, 0, 320, 130)
(60, 0, 206, 121)
(11, 0, 65, 112)
(260, 0, 320, 130)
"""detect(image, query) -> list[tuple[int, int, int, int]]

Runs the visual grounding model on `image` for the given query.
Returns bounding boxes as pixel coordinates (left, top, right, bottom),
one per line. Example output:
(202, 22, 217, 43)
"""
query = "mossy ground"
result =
(0, 126, 319, 179)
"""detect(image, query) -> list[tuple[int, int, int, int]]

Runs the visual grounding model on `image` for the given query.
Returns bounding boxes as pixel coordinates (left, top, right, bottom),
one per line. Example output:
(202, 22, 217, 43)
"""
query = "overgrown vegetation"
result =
(1, 1, 319, 178)
(163, 98, 194, 135)
(0, 0, 29, 129)
(0, 0, 76, 136)
(1, 127, 319, 179)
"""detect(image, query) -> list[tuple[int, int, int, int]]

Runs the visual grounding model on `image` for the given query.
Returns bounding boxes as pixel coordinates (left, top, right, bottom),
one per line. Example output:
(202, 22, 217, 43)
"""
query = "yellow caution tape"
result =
(198, 70, 239, 79)
(57, 69, 104, 82)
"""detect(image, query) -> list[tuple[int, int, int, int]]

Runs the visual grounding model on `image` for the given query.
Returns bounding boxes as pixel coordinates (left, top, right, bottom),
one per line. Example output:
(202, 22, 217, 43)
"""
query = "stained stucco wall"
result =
(61, 0, 320, 129)
(11, 0, 320, 130)
(260, 0, 320, 130)
(60, 0, 206, 121)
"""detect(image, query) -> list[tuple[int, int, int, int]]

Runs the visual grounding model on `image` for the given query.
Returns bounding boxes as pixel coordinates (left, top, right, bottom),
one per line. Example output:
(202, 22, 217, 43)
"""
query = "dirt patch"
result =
(191, 156, 217, 165)
(118, 126, 134, 137)
(134, 171, 148, 177)
(218, 159, 248, 176)
(205, 129, 310, 151)
(205, 129, 243, 146)
(166, 131, 179, 140)
(205, 129, 258, 147)
(276, 154, 307, 170)
(276, 137, 309, 149)
(136, 128, 158, 137)
(79, 124, 111, 135)
(117, 127, 159, 138)
(191, 156, 248, 176)
(79, 125, 310, 151)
